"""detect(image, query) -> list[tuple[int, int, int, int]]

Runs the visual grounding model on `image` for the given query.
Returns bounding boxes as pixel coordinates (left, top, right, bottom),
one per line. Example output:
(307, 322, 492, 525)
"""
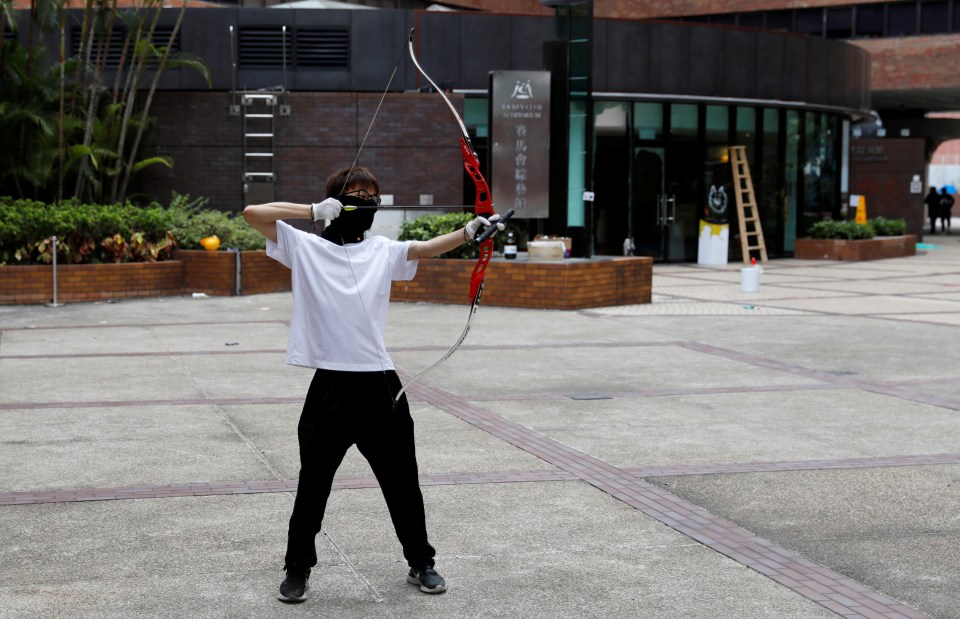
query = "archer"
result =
(243, 165, 502, 603)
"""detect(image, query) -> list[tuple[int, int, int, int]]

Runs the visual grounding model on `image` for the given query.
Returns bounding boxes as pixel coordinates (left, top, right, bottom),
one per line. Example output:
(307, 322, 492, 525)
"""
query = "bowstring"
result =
(333, 37, 409, 409)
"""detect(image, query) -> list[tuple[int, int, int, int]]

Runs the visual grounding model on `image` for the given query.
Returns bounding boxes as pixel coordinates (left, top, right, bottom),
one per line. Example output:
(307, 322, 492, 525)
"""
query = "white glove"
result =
(311, 198, 342, 222)
(464, 214, 504, 240)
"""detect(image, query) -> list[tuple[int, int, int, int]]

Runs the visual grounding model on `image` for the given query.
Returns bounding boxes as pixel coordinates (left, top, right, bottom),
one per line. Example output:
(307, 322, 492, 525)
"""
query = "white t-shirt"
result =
(267, 221, 418, 371)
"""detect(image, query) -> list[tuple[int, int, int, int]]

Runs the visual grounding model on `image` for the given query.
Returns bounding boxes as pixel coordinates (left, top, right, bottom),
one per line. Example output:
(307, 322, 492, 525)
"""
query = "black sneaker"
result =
(277, 566, 310, 603)
(407, 566, 446, 594)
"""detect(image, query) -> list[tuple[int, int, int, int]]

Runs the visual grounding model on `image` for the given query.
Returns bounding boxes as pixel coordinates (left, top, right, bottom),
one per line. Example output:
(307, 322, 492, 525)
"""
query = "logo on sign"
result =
(510, 80, 534, 100)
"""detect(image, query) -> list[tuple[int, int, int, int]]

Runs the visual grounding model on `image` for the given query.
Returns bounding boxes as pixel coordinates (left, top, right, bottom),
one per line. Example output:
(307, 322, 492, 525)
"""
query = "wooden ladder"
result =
(729, 146, 768, 264)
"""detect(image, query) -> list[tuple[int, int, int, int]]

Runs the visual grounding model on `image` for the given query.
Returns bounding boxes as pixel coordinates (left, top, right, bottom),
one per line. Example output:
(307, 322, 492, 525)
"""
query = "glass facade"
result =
(465, 96, 848, 262)
(589, 100, 844, 261)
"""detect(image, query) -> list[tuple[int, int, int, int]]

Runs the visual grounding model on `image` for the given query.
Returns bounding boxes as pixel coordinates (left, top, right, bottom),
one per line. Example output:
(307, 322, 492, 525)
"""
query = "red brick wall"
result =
(239, 251, 291, 295)
(391, 258, 653, 310)
(932, 138, 960, 165)
(0, 255, 651, 309)
(0, 251, 292, 305)
(929, 112, 960, 173)
(852, 35, 960, 91)
(177, 250, 292, 296)
(178, 250, 237, 296)
(138, 92, 463, 212)
(794, 235, 917, 260)
(0, 262, 184, 305)
(455, 0, 895, 19)
(849, 138, 927, 236)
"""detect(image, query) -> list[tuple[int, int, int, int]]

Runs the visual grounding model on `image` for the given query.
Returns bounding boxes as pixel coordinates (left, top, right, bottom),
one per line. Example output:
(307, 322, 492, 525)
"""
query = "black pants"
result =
(283, 369, 436, 570)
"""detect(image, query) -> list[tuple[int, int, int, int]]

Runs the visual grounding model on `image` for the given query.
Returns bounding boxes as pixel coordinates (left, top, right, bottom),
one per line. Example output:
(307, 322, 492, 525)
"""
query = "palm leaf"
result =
(131, 155, 172, 173)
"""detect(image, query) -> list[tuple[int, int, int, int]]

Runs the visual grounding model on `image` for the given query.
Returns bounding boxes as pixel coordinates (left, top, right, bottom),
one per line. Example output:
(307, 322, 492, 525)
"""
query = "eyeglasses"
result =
(340, 189, 381, 206)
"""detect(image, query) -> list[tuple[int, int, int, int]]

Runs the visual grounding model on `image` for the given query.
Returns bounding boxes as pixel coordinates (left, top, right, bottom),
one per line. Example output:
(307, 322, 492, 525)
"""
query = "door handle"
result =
(665, 195, 676, 224)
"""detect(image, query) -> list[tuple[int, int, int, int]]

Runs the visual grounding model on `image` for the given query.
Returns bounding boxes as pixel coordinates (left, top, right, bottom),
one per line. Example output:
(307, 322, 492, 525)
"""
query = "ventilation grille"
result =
(296, 29, 348, 68)
(238, 27, 348, 68)
(238, 28, 289, 67)
(69, 26, 181, 68)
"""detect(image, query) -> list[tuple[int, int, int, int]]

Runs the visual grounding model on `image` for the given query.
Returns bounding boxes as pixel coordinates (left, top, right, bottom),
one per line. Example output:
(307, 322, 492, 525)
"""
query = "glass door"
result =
(631, 147, 668, 259)
(662, 104, 702, 262)
(663, 143, 701, 262)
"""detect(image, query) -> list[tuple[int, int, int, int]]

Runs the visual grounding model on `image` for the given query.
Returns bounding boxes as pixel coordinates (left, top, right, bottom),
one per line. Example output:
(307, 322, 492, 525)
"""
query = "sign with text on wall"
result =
(490, 70, 550, 219)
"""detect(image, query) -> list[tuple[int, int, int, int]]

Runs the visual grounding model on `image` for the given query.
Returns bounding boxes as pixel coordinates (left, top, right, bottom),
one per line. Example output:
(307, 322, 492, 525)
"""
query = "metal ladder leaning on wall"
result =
(729, 145, 768, 264)
(242, 92, 276, 188)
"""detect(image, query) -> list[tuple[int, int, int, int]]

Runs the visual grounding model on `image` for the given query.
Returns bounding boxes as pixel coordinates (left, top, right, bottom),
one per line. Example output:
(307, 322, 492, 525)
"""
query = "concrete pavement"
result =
(1, 233, 959, 618)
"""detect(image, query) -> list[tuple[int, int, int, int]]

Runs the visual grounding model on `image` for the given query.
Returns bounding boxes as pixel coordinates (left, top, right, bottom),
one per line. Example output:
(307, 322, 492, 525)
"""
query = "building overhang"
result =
(871, 88, 960, 115)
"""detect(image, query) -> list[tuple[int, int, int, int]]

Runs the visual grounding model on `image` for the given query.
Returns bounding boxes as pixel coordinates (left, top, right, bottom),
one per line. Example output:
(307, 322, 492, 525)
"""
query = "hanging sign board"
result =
(490, 70, 551, 219)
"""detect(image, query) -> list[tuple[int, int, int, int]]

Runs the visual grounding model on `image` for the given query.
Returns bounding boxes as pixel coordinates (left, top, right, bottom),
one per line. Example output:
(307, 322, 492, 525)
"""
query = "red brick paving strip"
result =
(0, 396, 305, 411)
(406, 379, 932, 619)
(0, 470, 578, 506)
(7, 454, 960, 506)
(624, 453, 960, 477)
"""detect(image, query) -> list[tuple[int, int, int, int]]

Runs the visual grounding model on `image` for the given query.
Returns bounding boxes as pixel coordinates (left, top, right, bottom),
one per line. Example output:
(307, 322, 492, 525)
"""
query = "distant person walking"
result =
(939, 187, 954, 234)
(925, 187, 941, 233)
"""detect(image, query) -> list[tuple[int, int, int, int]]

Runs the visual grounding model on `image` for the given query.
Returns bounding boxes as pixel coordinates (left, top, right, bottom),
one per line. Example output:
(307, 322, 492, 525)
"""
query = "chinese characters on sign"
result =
(491, 71, 551, 219)
(851, 145, 888, 163)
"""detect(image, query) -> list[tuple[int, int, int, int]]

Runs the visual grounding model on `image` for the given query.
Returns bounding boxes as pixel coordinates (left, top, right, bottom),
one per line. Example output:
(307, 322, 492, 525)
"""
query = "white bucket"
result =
(740, 265, 762, 292)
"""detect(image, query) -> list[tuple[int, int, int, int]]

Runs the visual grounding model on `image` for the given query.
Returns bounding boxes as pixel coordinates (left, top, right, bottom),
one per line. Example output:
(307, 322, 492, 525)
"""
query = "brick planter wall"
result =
(177, 250, 291, 296)
(179, 250, 236, 296)
(793, 235, 917, 261)
(238, 251, 292, 295)
(0, 262, 184, 305)
(391, 257, 653, 310)
(1, 253, 651, 309)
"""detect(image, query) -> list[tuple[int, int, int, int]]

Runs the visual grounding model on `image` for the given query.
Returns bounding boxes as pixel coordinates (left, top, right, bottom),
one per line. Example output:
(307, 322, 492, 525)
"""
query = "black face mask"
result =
(321, 195, 378, 245)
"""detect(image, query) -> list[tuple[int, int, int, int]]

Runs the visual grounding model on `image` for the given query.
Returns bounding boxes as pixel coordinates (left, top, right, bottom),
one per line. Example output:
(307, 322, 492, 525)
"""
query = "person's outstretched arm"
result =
(407, 214, 504, 260)
(244, 199, 342, 242)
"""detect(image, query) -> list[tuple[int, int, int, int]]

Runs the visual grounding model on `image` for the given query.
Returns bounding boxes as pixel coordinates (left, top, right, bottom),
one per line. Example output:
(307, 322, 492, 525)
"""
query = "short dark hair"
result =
(326, 166, 380, 198)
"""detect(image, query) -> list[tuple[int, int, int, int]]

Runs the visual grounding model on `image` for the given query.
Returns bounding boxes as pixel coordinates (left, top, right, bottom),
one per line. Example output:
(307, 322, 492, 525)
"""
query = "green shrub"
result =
(0, 193, 264, 265)
(0, 197, 175, 264)
(868, 216, 907, 236)
(807, 219, 875, 240)
(398, 212, 482, 259)
(166, 194, 265, 252)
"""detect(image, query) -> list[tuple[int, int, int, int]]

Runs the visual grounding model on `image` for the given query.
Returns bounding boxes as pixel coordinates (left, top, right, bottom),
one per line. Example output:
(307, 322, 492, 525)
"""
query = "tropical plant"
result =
(0, 0, 210, 204)
(0, 41, 75, 199)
